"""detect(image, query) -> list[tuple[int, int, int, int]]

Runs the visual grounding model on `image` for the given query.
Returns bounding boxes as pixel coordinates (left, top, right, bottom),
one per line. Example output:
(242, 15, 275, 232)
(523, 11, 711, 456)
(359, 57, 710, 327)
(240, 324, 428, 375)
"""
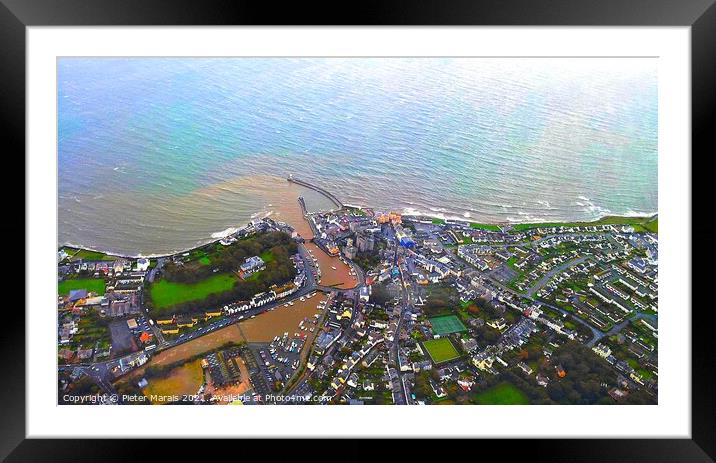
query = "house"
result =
(457, 374, 475, 392)
(240, 256, 265, 277)
(347, 373, 360, 388)
(460, 337, 479, 353)
(250, 291, 276, 307)
(487, 318, 507, 331)
(592, 343, 612, 358)
(68, 289, 88, 302)
(136, 258, 150, 271)
(58, 349, 74, 362)
(536, 373, 550, 387)
(272, 282, 297, 299)
(76, 348, 93, 361)
(608, 388, 629, 401)
(359, 286, 371, 302)
(555, 365, 567, 378)
(176, 315, 197, 328)
(472, 353, 494, 371)
(160, 324, 179, 335)
(427, 379, 446, 398)
(412, 360, 432, 373)
(518, 361, 533, 375)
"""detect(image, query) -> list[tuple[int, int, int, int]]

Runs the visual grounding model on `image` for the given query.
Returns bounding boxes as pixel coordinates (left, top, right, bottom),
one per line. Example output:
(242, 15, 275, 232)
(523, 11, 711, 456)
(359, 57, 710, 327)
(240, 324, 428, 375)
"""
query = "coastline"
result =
(58, 211, 658, 260)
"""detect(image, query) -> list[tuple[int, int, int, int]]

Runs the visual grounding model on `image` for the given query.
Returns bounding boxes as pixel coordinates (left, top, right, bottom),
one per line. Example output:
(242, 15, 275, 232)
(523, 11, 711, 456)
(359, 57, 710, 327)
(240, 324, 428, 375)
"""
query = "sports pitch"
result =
(423, 338, 460, 364)
(429, 315, 467, 335)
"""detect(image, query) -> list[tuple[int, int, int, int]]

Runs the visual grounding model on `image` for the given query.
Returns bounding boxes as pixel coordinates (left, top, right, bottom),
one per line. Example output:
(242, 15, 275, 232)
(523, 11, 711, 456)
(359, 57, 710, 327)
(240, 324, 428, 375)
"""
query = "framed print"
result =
(5, 0, 714, 460)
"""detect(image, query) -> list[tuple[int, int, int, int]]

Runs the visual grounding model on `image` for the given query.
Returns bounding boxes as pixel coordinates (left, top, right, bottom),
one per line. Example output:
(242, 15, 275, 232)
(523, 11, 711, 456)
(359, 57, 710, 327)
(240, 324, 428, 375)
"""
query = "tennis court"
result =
(429, 315, 467, 335)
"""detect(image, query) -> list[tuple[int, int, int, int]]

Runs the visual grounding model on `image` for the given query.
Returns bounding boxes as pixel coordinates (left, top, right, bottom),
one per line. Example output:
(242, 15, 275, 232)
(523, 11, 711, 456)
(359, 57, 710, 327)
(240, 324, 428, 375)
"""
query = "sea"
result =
(58, 58, 657, 256)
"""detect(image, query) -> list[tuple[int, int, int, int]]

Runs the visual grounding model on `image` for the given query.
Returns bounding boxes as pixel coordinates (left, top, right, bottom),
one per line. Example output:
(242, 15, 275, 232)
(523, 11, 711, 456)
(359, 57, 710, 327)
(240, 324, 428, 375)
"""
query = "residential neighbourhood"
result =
(58, 179, 658, 405)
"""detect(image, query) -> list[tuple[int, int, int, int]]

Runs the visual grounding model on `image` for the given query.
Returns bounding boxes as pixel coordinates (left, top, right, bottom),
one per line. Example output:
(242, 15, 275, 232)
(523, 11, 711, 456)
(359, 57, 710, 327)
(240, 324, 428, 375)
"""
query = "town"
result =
(58, 178, 658, 405)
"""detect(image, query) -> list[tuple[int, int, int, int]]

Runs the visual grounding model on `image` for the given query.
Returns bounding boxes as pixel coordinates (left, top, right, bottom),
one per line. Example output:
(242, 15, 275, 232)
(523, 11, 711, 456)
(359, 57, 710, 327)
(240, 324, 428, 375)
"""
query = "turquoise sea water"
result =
(58, 58, 657, 255)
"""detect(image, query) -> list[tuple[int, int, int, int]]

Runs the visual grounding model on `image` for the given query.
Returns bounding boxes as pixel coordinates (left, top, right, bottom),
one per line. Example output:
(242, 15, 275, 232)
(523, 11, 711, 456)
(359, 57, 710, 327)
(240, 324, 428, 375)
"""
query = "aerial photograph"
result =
(57, 58, 658, 405)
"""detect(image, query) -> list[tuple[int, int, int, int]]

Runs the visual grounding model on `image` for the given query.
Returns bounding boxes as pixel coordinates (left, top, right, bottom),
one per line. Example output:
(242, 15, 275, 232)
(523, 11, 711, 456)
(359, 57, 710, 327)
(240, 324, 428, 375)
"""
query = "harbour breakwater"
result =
(287, 175, 344, 210)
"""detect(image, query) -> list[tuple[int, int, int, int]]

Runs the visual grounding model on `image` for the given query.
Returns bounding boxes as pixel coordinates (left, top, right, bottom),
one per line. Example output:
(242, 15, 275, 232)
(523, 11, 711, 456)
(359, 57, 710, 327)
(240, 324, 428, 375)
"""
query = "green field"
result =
(511, 215, 658, 233)
(259, 250, 275, 264)
(470, 222, 501, 232)
(61, 247, 116, 261)
(474, 382, 529, 405)
(58, 278, 106, 296)
(423, 338, 460, 363)
(149, 273, 237, 309)
(430, 315, 468, 335)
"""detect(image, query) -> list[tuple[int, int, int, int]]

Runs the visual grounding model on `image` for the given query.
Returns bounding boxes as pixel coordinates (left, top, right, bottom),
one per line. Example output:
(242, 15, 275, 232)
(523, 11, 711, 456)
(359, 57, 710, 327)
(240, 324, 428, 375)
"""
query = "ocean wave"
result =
(210, 227, 241, 239)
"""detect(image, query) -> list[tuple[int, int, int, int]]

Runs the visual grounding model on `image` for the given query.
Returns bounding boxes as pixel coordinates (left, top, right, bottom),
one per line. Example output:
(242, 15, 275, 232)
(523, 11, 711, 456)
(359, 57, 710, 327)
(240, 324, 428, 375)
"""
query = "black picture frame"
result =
(4, 0, 713, 460)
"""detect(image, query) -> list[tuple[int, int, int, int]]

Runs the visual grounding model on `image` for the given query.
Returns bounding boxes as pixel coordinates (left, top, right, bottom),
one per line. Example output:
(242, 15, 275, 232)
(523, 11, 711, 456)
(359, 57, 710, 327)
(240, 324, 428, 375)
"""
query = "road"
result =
(525, 255, 589, 298)
(484, 270, 604, 346)
(388, 236, 413, 405)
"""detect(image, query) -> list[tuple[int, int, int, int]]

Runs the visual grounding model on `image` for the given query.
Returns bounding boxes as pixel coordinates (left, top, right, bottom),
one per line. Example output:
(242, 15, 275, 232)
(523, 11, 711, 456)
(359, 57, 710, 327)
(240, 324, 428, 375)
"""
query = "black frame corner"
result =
(5, 0, 715, 461)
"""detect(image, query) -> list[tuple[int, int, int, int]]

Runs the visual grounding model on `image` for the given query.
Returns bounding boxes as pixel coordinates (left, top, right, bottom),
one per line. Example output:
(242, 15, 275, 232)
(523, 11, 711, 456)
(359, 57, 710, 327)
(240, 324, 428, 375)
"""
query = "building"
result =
(136, 258, 150, 271)
(240, 256, 265, 277)
(160, 324, 179, 335)
(592, 343, 612, 358)
(356, 233, 375, 252)
(343, 245, 358, 260)
(359, 286, 371, 302)
(68, 289, 88, 302)
(395, 225, 415, 248)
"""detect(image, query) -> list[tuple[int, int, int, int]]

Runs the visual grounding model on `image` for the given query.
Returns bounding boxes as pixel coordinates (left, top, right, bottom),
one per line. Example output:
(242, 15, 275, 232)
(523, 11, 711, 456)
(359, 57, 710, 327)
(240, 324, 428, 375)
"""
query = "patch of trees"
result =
(472, 325, 501, 348)
(542, 341, 615, 404)
(147, 233, 299, 315)
(352, 250, 381, 272)
(65, 376, 100, 398)
(162, 232, 297, 284)
(423, 283, 461, 316)
(370, 283, 392, 306)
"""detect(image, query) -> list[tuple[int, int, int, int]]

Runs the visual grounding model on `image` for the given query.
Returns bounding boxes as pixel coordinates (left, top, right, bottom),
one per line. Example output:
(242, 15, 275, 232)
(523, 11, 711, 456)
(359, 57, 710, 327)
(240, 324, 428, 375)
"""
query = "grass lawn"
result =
(259, 250, 275, 264)
(474, 382, 529, 405)
(642, 218, 658, 233)
(198, 256, 211, 266)
(149, 273, 237, 309)
(423, 338, 460, 363)
(470, 222, 501, 232)
(62, 247, 116, 261)
(430, 315, 468, 336)
(512, 215, 658, 233)
(58, 278, 106, 296)
(637, 368, 655, 381)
